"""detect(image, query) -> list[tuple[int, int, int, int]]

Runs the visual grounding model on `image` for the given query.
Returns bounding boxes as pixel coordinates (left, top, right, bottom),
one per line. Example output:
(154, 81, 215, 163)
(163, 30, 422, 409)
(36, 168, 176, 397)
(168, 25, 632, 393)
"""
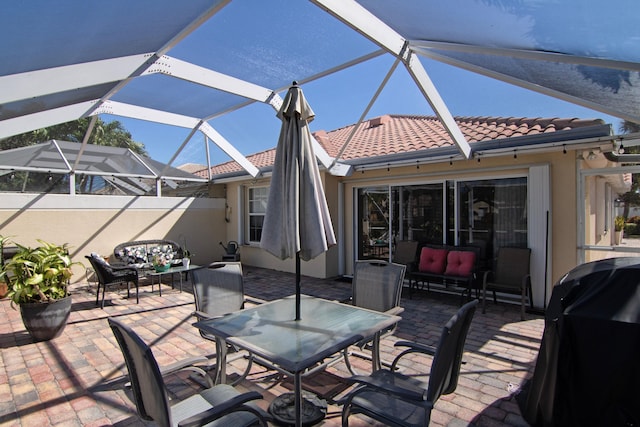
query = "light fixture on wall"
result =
(586, 150, 598, 161)
(563, 144, 567, 154)
(619, 143, 625, 154)
(513, 150, 517, 159)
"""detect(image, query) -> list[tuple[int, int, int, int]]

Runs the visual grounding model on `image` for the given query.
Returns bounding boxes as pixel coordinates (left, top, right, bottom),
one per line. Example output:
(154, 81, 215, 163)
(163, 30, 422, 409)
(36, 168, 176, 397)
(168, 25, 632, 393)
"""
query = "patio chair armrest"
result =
(394, 340, 437, 356)
(391, 340, 437, 369)
(406, 261, 418, 273)
(192, 310, 214, 321)
(160, 355, 210, 376)
(384, 306, 404, 317)
(110, 264, 138, 273)
(177, 390, 266, 427)
(349, 374, 426, 402)
(244, 296, 266, 306)
(482, 269, 494, 284)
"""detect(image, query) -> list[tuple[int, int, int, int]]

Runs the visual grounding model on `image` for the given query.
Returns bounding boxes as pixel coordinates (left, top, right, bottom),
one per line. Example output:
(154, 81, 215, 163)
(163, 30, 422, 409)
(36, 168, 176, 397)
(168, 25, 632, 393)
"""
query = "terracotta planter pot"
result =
(0, 282, 8, 299)
(19, 296, 72, 342)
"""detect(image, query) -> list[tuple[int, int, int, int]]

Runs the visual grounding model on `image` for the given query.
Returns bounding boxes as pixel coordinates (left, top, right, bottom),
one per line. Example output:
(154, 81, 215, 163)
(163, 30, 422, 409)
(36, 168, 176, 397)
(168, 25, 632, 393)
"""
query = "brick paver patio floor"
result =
(0, 266, 544, 426)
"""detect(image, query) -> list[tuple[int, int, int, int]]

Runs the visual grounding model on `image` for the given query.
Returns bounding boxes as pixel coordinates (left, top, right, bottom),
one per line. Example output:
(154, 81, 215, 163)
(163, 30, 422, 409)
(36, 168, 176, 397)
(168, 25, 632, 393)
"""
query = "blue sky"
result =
(115, 55, 621, 167)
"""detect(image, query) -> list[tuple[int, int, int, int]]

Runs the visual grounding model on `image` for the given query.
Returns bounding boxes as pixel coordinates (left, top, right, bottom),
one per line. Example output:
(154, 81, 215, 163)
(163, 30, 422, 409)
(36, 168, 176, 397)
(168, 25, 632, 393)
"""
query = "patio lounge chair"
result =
(191, 262, 262, 384)
(341, 299, 478, 427)
(108, 317, 270, 427)
(85, 253, 139, 309)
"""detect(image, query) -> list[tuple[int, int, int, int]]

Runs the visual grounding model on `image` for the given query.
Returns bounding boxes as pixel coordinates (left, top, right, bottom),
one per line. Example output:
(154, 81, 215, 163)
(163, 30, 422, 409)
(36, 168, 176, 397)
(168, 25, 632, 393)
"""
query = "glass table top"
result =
(194, 294, 401, 373)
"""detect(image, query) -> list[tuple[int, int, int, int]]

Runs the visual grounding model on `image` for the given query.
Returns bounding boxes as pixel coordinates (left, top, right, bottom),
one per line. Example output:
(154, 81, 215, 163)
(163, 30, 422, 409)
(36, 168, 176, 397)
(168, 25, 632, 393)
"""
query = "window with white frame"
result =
(248, 187, 268, 243)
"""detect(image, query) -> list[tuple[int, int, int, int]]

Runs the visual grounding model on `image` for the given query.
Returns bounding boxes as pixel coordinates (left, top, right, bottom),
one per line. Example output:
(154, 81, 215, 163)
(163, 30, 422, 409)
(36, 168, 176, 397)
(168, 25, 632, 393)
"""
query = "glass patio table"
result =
(142, 264, 200, 295)
(193, 294, 402, 427)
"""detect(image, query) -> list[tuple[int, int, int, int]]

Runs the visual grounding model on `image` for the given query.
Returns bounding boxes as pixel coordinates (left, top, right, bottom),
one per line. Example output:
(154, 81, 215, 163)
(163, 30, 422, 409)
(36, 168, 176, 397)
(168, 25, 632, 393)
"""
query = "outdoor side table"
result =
(145, 264, 200, 295)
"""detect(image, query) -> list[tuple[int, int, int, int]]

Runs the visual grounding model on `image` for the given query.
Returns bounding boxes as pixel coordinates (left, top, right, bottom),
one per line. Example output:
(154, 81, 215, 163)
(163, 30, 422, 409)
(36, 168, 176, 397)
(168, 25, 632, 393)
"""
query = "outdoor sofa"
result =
(113, 239, 185, 267)
(406, 244, 483, 303)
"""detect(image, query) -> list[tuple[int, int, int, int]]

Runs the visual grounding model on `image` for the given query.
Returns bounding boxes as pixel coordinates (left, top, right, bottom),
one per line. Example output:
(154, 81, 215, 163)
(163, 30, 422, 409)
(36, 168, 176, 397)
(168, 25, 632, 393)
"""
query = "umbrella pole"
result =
(296, 252, 301, 320)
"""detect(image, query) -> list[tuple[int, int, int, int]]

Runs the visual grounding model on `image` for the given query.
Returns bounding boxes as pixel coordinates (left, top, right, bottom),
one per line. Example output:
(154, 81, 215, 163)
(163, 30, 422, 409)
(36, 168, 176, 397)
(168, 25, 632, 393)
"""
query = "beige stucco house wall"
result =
(221, 143, 631, 311)
(222, 173, 341, 280)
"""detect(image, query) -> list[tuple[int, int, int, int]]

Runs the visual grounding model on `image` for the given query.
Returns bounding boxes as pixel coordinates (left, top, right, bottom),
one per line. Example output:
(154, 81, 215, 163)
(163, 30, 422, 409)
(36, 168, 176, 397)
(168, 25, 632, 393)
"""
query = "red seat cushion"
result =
(444, 251, 476, 277)
(418, 247, 448, 274)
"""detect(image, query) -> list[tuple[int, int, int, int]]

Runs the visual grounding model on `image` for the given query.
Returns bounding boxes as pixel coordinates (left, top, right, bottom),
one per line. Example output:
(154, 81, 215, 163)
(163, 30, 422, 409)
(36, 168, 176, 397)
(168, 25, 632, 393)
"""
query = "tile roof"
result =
(197, 115, 606, 178)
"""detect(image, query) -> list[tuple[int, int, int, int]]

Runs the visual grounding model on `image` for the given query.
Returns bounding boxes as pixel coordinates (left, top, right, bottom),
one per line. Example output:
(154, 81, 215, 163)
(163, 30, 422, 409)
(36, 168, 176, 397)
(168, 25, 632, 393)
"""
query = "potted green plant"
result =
(181, 237, 193, 268)
(5, 239, 80, 341)
(0, 235, 11, 299)
(614, 215, 626, 245)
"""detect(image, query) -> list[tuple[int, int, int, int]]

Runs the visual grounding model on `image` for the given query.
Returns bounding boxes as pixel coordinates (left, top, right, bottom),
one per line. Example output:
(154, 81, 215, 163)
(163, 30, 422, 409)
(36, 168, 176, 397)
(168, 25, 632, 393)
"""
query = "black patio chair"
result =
(341, 299, 478, 427)
(108, 317, 269, 427)
(482, 247, 532, 320)
(191, 262, 263, 385)
(85, 253, 139, 309)
(392, 240, 419, 267)
(342, 260, 406, 374)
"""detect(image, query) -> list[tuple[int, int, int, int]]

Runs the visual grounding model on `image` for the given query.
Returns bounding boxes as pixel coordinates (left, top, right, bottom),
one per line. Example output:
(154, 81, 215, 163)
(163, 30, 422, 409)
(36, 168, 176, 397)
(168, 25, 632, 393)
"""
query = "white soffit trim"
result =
(313, 0, 471, 159)
(199, 122, 260, 178)
(0, 101, 99, 139)
(0, 54, 151, 105)
(157, 56, 275, 102)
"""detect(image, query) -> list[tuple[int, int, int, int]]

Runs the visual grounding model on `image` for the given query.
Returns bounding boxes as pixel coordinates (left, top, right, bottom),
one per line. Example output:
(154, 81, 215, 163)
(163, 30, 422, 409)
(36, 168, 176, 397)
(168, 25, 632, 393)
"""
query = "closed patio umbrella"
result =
(260, 83, 336, 320)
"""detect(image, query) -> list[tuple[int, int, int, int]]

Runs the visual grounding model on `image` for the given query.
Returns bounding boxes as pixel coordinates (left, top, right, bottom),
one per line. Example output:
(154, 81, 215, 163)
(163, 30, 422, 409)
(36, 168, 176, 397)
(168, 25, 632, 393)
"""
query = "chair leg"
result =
(134, 280, 139, 304)
(520, 286, 526, 321)
(482, 283, 487, 314)
(101, 283, 107, 309)
(95, 283, 101, 306)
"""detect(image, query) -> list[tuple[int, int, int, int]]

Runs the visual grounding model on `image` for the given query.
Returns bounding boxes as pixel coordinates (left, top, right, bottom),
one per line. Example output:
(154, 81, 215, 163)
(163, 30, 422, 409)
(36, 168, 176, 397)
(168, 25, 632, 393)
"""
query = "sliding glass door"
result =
(356, 176, 527, 263)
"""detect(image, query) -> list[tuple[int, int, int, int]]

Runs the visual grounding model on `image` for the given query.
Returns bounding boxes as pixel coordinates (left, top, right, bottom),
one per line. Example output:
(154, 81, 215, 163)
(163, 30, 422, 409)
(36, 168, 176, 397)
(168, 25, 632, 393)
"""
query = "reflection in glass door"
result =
(356, 177, 527, 264)
(357, 187, 390, 260)
(392, 184, 445, 245)
(457, 177, 528, 263)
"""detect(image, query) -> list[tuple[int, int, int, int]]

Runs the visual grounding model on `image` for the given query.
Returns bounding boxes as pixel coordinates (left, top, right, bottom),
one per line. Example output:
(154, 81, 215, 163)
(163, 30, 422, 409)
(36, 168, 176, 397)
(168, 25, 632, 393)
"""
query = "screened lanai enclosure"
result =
(0, 140, 207, 197)
(1, 0, 639, 173)
(1, 0, 640, 292)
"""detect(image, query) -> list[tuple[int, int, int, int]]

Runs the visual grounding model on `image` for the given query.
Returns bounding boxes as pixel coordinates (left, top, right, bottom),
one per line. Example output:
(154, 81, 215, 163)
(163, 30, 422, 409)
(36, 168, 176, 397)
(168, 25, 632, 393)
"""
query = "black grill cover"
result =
(520, 257, 640, 427)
